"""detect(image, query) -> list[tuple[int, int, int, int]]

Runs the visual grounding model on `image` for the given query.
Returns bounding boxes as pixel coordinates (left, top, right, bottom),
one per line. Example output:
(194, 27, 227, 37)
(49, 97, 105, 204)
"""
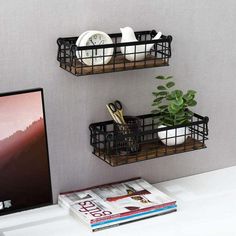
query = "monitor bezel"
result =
(0, 88, 53, 216)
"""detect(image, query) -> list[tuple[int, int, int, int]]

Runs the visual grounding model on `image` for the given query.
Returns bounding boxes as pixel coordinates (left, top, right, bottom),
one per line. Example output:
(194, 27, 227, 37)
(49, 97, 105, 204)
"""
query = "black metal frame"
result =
(57, 30, 172, 76)
(89, 113, 209, 167)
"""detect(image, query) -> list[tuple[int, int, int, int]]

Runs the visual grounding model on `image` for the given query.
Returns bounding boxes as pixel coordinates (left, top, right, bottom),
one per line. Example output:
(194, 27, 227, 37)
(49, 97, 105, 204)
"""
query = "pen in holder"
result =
(114, 116, 141, 156)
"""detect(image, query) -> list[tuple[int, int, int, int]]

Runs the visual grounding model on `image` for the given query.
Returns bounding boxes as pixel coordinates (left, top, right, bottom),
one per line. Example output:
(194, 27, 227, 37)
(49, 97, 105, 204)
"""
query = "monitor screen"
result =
(0, 88, 52, 216)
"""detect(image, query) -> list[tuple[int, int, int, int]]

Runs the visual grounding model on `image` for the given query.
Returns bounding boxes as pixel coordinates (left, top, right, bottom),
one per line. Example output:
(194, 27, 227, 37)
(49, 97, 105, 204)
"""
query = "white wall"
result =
(1, 0, 236, 202)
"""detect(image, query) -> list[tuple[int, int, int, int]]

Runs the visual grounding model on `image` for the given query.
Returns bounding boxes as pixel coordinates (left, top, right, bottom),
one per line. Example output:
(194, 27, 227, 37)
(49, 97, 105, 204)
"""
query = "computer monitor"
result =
(0, 88, 52, 216)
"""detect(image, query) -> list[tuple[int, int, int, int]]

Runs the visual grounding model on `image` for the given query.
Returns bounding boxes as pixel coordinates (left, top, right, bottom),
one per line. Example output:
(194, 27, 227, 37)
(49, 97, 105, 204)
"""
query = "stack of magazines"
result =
(58, 178, 177, 232)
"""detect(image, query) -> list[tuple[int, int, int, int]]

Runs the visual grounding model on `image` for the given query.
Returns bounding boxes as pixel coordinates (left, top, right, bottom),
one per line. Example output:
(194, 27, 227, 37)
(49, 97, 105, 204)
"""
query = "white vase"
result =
(158, 125, 190, 146)
(120, 27, 162, 61)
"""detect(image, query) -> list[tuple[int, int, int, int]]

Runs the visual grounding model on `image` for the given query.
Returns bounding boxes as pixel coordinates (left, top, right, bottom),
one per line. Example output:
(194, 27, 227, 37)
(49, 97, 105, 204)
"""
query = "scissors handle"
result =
(108, 103, 117, 113)
(114, 100, 122, 110)
(107, 101, 125, 124)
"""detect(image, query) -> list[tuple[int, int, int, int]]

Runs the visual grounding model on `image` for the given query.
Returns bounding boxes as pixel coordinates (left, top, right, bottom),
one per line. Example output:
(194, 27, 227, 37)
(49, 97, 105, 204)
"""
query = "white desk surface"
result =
(1, 166, 236, 236)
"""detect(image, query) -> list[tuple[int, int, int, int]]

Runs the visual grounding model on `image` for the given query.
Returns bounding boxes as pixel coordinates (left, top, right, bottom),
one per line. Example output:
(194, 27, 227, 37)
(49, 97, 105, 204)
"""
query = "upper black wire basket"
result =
(89, 113, 209, 167)
(57, 30, 172, 76)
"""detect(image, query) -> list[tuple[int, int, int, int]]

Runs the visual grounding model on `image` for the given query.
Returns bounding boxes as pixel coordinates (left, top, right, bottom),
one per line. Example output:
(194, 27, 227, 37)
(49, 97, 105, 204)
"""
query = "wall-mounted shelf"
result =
(89, 113, 209, 167)
(57, 30, 172, 76)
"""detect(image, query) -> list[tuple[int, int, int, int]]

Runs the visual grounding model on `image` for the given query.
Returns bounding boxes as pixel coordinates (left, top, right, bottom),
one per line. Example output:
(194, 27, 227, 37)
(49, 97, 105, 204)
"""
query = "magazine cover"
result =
(0, 88, 52, 216)
(59, 178, 176, 225)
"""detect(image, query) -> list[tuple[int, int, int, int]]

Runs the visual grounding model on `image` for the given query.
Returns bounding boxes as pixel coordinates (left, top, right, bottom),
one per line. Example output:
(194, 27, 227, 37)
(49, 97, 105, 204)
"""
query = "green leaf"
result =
(160, 117, 174, 126)
(168, 103, 180, 114)
(187, 90, 197, 96)
(174, 90, 183, 98)
(175, 111, 185, 118)
(166, 81, 175, 88)
(175, 118, 188, 125)
(155, 75, 165, 80)
(158, 91, 168, 96)
(152, 101, 161, 106)
(155, 75, 173, 80)
(152, 92, 159, 97)
(183, 94, 190, 101)
(157, 85, 166, 90)
(183, 90, 197, 101)
(166, 94, 175, 100)
(187, 100, 197, 106)
(173, 97, 184, 106)
(159, 105, 168, 110)
(154, 97, 165, 103)
(170, 90, 183, 99)
(153, 91, 168, 96)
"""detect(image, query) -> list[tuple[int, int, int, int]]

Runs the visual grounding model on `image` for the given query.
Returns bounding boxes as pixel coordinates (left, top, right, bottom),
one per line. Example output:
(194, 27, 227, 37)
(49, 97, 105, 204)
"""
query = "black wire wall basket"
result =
(89, 113, 209, 167)
(57, 30, 172, 76)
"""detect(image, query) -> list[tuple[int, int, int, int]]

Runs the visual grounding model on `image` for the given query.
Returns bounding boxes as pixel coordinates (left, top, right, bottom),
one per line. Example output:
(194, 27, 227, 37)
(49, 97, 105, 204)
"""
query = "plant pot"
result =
(158, 125, 190, 146)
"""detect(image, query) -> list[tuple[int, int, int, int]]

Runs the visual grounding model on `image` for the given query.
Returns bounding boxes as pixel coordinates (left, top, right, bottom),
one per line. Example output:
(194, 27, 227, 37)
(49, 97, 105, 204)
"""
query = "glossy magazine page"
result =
(0, 89, 52, 216)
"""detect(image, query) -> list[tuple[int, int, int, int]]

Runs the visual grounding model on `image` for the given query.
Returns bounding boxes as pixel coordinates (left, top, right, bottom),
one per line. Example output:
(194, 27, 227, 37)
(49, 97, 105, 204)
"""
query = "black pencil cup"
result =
(113, 116, 141, 156)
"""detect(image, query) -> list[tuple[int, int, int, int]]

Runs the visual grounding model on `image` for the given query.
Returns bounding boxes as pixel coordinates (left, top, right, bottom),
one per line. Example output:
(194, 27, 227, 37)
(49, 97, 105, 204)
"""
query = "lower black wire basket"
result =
(89, 113, 209, 167)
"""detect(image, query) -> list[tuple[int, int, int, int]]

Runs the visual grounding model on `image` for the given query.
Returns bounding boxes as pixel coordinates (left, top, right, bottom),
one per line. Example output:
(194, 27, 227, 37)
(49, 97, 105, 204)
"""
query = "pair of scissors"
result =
(106, 100, 126, 124)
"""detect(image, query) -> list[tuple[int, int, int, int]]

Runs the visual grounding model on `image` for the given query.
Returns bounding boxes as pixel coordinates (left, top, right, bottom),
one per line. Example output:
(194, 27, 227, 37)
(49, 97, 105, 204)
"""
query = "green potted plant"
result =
(152, 75, 197, 146)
